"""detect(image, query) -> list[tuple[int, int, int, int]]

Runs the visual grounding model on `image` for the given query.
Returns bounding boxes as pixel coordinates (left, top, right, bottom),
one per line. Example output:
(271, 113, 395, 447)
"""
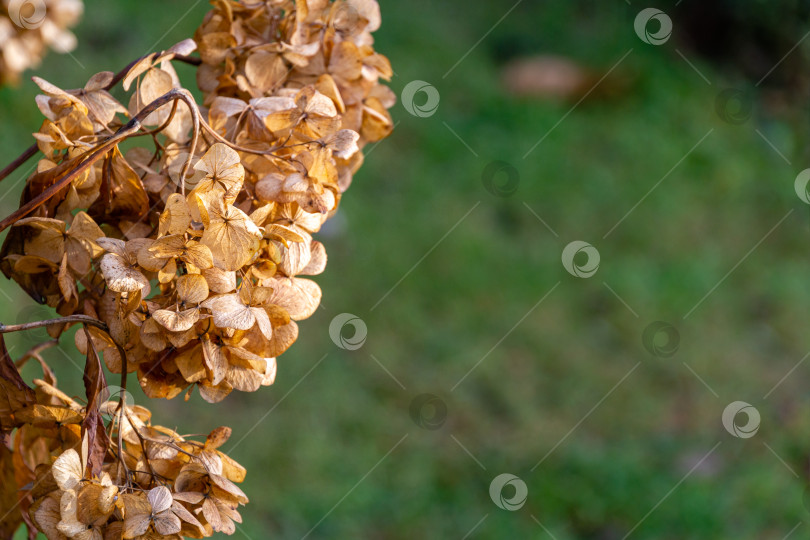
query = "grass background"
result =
(4, 0, 810, 538)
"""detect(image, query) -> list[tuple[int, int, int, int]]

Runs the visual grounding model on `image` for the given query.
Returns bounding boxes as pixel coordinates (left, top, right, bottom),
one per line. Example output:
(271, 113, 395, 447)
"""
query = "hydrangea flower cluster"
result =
(0, 1, 394, 538)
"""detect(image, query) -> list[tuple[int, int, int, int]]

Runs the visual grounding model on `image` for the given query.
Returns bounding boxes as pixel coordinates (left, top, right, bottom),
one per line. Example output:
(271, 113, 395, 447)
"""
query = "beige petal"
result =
(202, 337, 228, 386)
(132, 67, 174, 126)
(148, 235, 185, 258)
(58, 254, 77, 303)
(137, 244, 167, 272)
(122, 511, 150, 539)
(245, 51, 288, 93)
(153, 308, 200, 332)
(210, 477, 248, 504)
(251, 307, 273, 340)
(99, 254, 149, 293)
(192, 143, 244, 203)
(220, 452, 248, 483)
(159, 193, 192, 236)
(202, 267, 236, 293)
(198, 380, 233, 403)
(201, 497, 222, 532)
(172, 491, 204, 505)
(57, 517, 88, 538)
(266, 321, 299, 357)
(267, 277, 321, 320)
(175, 346, 206, 383)
(30, 493, 64, 540)
(225, 362, 264, 392)
(264, 223, 305, 245)
(324, 129, 360, 158)
(262, 357, 278, 386)
(147, 486, 174, 514)
(52, 449, 83, 490)
(69, 211, 104, 243)
(300, 88, 337, 117)
(140, 317, 169, 351)
(177, 274, 209, 304)
(278, 237, 312, 277)
(299, 241, 327, 275)
(96, 237, 126, 257)
(171, 500, 204, 532)
(98, 485, 119, 515)
(202, 294, 255, 331)
(182, 242, 214, 270)
(158, 257, 178, 284)
(210, 96, 247, 119)
(200, 200, 262, 271)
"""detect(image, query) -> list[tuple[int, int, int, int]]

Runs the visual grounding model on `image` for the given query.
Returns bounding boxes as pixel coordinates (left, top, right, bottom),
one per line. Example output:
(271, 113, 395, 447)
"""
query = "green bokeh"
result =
(4, 1, 810, 538)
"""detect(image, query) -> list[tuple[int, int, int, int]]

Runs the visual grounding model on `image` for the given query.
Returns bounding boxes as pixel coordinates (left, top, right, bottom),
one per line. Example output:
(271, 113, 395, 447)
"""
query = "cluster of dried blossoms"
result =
(0, 0, 83, 85)
(0, 0, 393, 538)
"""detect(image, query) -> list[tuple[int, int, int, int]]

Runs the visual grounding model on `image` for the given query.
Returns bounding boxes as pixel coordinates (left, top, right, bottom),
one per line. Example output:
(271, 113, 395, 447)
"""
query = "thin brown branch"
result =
(105, 54, 151, 93)
(0, 51, 201, 184)
(0, 144, 37, 183)
(114, 340, 128, 414)
(176, 89, 201, 194)
(0, 89, 191, 233)
(173, 54, 202, 66)
(0, 314, 108, 334)
(106, 52, 199, 94)
(0, 125, 139, 233)
(198, 114, 286, 157)
(125, 407, 157, 479)
(142, 99, 179, 137)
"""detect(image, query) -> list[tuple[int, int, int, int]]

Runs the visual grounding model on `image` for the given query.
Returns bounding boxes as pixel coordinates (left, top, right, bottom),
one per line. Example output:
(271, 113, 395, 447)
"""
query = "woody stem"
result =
(0, 53, 201, 184)
(0, 89, 194, 234)
(0, 315, 108, 333)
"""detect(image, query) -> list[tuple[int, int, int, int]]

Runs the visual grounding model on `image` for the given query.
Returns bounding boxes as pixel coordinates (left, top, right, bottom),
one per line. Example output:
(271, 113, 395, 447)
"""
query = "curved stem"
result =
(0, 52, 201, 184)
(0, 314, 108, 333)
(125, 407, 157, 479)
(198, 114, 286, 157)
(141, 99, 179, 137)
(176, 89, 201, 196)
(0, 89, 195, 234)
(0, 123, 140, 233)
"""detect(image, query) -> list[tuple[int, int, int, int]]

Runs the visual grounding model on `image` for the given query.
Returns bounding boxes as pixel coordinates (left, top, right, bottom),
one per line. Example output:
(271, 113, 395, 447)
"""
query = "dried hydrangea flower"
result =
(0, 1, 394, 537)
(0, 0, 84, 85)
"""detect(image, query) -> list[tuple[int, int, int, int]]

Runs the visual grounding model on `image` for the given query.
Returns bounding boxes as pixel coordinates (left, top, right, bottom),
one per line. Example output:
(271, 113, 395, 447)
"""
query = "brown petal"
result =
(266, 321, 299, 357)
(183, 242, 214, 270)
(267, 277, 321, 320)
(52, 449, 83, 490)
(205, 426, 232, 450)
(159, 194, 192, 236)
(177, 274, 209, 304)
(202, 338, 228, 385)
(175, 346, 206, 383)
(146, 486, 173, 515)
(153, 308, 200, 332)
(299, 241, 327, 275)
(99, 254, 149, 293)
(202, 267, 236, 293)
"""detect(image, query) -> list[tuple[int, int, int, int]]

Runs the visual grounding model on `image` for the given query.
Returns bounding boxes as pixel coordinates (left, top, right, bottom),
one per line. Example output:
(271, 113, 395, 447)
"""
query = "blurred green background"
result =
(5, 0, 810, 538)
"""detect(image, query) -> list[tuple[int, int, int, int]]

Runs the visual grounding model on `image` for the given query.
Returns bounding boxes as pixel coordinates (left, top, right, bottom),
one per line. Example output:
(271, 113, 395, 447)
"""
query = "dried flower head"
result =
(0, 0, 84, 85)
(0, 0, 394, 538)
